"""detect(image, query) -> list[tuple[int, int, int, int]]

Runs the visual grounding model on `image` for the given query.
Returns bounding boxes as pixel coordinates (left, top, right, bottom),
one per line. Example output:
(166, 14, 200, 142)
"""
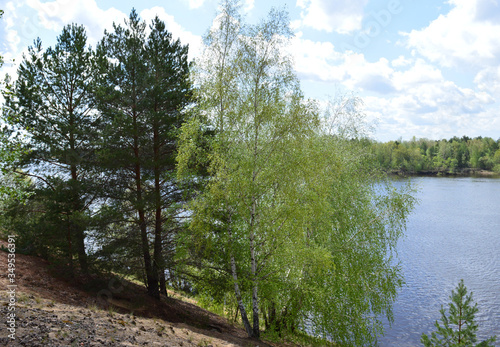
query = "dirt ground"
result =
(0, 239, 293, 346)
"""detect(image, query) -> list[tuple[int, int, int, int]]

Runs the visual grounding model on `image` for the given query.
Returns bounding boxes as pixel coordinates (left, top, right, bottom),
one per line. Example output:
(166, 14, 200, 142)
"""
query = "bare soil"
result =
(0, 239, 297, 347)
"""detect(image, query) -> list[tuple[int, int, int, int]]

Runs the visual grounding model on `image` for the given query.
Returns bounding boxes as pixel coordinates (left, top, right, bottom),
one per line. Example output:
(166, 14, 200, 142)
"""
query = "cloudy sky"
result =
(1, 0, 499, 141)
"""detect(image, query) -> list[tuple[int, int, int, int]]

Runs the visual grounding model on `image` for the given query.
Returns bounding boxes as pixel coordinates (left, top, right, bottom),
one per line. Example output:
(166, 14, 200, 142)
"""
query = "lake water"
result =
(379, 176, 500, 346)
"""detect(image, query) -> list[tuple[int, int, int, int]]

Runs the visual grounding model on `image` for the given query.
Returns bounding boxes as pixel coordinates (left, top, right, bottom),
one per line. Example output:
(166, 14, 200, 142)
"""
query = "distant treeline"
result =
(371, 136, 500, 174)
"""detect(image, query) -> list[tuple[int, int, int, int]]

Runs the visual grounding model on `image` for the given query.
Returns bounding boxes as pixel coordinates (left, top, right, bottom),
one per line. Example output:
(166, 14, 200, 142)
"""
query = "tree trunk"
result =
(153, 118, 164, 298)
(69, 104, 88, 274)
(160, 270, 168, 297)
(74, 226, 88, 274)
(134, 132, 159, 299)
(250, 195, 260, 338)
(138, 205, 159, 299)
(228, 218, 253, 337)
(71, 169, 88, 274)
(250, 232, 260, 338)
(262, 304, 269, 330)
(231, 254, 253, 337)
(66, 219, 74, 277)
(70, 178, 88, 273)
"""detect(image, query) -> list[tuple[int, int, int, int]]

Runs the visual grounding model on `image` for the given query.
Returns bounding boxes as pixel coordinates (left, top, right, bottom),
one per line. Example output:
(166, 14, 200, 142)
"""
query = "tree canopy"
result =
(2, 23, 101, 273)
(1, 3, 418, 345)
(372, 136, 500, 174)
(94, 9, 192, 299)
(176, 1, 416, 344)
(1, 10, 193, 297)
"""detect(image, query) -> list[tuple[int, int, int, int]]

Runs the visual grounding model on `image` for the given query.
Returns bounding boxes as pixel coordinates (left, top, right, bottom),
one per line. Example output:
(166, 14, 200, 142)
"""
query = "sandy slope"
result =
(0, 239, 280, 346)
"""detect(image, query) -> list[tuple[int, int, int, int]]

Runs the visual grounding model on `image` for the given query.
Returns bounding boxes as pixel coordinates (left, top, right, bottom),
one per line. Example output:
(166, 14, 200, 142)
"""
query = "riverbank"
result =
(0, 239, 314, 347)
(388, 168, 500, 178)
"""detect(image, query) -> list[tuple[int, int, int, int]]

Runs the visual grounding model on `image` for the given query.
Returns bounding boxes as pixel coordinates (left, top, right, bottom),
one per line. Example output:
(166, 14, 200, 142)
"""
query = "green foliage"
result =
(1, 3, 418, 345)
(94, 9, 192, 298)
(0, 10, 27, 206)
(256, 133, 416, 346)
(1, 24, 101, 273)
(178, 2, 316, 337)
(0, 143, 32, 205)
(89, 206, 146, 280)
(1, 9, 192, 289)
(372, 136, 500, 174)
(177, 1, 417, 344)
(421, 280, 497, 347)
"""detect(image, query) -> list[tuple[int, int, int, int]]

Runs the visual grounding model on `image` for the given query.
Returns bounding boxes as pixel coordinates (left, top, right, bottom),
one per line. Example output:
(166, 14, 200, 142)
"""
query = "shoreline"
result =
(388, 168, 500, 178)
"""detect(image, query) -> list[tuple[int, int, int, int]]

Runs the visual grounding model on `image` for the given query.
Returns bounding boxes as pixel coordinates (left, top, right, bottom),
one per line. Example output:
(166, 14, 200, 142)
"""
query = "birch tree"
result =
(177, 1, 416, 344)
(178, 0, 320, 338)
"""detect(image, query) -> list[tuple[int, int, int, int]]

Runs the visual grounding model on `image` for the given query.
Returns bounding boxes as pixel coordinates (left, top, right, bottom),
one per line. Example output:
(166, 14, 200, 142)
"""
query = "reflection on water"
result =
(380, 177, 500, 346)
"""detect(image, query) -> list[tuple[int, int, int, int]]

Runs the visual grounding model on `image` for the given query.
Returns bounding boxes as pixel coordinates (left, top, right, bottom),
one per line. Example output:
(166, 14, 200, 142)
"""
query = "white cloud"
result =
(365, 60, 496, 140)
(296, 0, 368, 34)
(24, 1, 203, 59)
(342, 55, 394, 93)
(2, 1, 32, 54)
(1, 0, 202, 62)
(474, 0, 500, 22)
(388, 0, 500, 140)
(243, 0, 255, 12)
(405, 0, 500, 68)
(391, 55, 412, 68)
(290, 36, 395, 93)
(474, 66, 500, 95)
(391, 59, 443, 88)
(184, 0, 254, 11)
(289, 31, 498, 140)
(140, 7, 203, 59)
(289, 35, 346, 82)
(22, 0, 127, 46)
(186, 0, 205, 9)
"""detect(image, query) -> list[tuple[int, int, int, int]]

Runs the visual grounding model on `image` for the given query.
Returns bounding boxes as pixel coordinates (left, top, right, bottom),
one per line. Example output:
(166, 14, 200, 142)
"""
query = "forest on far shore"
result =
(371, 136, 500, 174)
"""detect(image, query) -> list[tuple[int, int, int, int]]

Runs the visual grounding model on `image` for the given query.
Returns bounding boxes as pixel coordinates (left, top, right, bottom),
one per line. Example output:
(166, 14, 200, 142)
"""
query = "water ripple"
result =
(380, 177, 500, 346)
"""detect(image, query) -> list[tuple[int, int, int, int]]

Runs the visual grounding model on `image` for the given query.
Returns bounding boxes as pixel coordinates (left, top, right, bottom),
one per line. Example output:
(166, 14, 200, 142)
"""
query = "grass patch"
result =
(262, 329, 338, 347)
(17, 292, 30, 303)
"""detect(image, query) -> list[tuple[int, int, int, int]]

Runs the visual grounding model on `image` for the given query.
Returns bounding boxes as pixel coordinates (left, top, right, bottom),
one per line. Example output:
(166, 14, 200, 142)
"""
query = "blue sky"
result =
(1, 0, 500, 141)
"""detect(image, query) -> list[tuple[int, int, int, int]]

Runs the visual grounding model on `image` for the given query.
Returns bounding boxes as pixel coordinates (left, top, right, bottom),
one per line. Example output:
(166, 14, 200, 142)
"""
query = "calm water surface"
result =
(380, 176, 500, 346)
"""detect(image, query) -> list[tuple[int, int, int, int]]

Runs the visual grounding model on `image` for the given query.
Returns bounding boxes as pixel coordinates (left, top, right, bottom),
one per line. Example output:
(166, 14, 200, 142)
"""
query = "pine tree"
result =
(2, 24, 101, 274)
(421, 279, 497, 347)
(95, 9, 192, 299)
